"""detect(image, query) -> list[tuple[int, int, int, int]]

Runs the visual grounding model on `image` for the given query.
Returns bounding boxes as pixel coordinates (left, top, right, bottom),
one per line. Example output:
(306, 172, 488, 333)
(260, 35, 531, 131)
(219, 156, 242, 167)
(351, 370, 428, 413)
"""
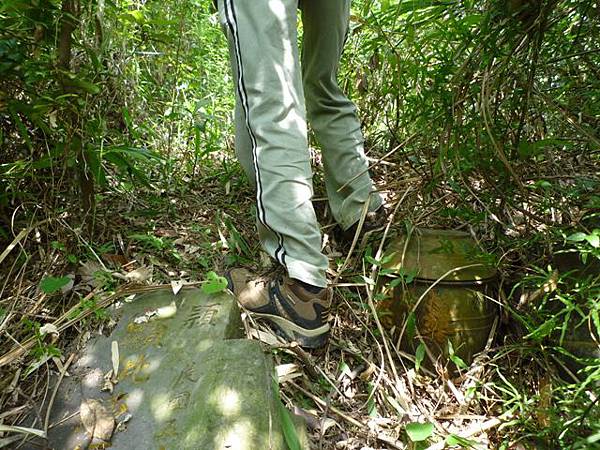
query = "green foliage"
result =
(21, 318, 62, 376)
(40, 276, 71, 294)
(68, 296, 108, 321)
(344, 0, 599, 226)
(405, 421, 434, 442)
(272, 376, 302, 450)
(218, 213, 253, 262)
(445, 434, 478, 448)
(342, 4, 598, 445)
(201, 271, 228, 294)
(1, 0, 599, 447)
(447, 340, 468, 370)
(1, 0, 231, 214)
(414, 341, 425, 372)
(129, 233, 171, 251)
(500, 240, 600, 447)
(367, 382, 379, 417)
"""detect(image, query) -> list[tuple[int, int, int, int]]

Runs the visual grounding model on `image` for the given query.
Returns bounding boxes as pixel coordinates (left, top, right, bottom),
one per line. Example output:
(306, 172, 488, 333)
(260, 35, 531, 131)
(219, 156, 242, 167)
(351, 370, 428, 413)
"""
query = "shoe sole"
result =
(249, 311, 330, 349)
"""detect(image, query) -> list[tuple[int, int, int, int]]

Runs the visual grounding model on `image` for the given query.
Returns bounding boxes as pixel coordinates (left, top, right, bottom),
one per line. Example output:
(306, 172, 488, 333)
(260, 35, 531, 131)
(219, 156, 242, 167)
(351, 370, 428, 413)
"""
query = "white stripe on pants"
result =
(218, 0, 382, 287)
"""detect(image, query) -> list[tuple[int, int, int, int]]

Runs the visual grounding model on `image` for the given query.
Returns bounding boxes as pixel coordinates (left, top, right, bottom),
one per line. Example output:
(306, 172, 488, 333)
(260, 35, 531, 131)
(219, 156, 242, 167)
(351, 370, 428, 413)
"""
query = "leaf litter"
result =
(1, 124, 598, 449)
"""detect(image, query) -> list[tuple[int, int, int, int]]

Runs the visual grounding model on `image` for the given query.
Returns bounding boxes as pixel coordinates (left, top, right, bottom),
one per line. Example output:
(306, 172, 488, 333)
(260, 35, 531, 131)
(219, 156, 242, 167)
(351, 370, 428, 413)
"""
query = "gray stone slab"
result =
(164, 339, 285, 449)
(29, 287, 302, 450)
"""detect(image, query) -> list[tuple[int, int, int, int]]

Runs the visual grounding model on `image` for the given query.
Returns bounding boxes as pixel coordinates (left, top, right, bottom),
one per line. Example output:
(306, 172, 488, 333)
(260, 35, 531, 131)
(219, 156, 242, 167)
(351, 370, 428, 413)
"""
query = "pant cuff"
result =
(341, 192, 384, 231)
(285, 257, 328, 288)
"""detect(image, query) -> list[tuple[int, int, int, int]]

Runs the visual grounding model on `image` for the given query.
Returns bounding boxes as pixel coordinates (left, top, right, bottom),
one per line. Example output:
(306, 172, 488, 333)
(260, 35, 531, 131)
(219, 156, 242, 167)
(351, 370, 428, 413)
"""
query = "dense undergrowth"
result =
(1, 0, 599, 448)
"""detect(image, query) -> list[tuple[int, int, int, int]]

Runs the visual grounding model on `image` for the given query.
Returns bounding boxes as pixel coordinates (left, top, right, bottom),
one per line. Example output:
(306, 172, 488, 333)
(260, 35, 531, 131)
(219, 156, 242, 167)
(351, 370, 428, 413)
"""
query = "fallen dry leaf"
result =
(78, 261, 104, 278)
(111, 341, 119, 379)
(39, 323, 59, 337)
(183, 244, 200, 255)
(102, 253, 130, 267)
(101, 370, 115, 393)
(171, 280, 184, 296)
(133, 314, 149, 325)
(155, 301, 177, 319)
(292, 406, 338, 433)
(359, 363, 376, 381)
(78, 261, 105, 287)
(125, 266, 152, 283)
(116, 413, 132, 432)
(133, 301, 177, 324)
(247, 326, 283, 346)
(275, 363, 301, 383)
(80, 399, 115, 442)
(173, 237, 186, 246)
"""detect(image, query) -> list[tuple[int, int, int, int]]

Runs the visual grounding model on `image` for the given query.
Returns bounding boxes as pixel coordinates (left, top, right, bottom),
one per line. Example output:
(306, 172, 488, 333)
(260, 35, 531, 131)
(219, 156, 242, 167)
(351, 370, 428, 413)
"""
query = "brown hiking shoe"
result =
(226, 268, 332, 348)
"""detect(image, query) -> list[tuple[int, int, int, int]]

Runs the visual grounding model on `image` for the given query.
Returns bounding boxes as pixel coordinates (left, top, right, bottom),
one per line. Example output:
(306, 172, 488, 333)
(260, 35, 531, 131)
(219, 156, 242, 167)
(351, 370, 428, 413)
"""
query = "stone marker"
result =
(27, 288, 306, 450)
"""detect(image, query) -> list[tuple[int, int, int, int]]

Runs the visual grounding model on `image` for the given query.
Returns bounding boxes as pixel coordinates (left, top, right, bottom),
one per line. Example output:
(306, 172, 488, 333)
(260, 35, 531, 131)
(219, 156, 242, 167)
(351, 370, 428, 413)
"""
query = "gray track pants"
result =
(218, 0, 382, 287)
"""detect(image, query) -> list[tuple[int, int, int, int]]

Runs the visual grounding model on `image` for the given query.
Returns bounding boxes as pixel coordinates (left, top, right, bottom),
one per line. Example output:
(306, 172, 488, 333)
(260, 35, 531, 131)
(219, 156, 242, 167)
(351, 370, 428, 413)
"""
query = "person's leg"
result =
(217, 0, 328, 288)
(300, 0, 382, 231)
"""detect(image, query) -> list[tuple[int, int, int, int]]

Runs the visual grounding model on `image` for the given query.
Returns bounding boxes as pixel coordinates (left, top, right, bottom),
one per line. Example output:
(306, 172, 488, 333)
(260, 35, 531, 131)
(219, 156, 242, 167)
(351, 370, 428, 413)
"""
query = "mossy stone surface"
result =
(40, 288, 302, 450)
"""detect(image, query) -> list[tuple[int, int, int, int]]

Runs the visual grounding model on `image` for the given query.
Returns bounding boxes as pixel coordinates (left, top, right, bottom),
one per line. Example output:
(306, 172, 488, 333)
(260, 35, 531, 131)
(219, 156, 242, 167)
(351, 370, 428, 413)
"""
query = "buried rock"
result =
(21, 287, 305, 449)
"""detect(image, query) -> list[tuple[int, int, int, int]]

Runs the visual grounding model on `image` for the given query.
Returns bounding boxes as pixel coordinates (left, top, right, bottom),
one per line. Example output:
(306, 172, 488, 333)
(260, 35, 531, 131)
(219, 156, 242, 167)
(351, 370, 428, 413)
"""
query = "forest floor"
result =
(0, 149, 597, 450)
(2, 0, 600, 448)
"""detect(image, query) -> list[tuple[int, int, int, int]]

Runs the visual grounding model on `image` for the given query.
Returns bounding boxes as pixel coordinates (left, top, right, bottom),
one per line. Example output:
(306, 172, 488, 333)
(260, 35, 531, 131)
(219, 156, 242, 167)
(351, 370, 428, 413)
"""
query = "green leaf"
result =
(86, 147, 107, 186)
(567, 230, 600, 248)
(405, 422, 434, 442)
(278, 399, 301, 450)
(272, 375, 301, 450)
(585, 196, 600, 209)
(202, 271, 228, 294)
(591, 309, 600, 337)
(446, 433, 479, 448)
(72, 78, 100, 95)
(415, 342, 425, 372)
(389, 277, 403, 288)
(567, 232, 587, 242)
(462, 14, 482, 26)
(51, 241, 66, 251)
(448, 341, 468, 369)
(122, 107, 138, 139)
(525, 319, 556, 341)
(128, 233, 166, 250)
(531, 180, 552, 190)
(127, 9, 145, 22)
(364, 255, 379, 266)
(40, 276, 71, 294)
(361, 276, 376, 286)
(449, 353, 467, 369)
(397, 1, 441, 15)
(367, 382, 378, 417)
(403, 269, 416, 284)
(584, 234, 599, 248)
(587, 431, 600, 444)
